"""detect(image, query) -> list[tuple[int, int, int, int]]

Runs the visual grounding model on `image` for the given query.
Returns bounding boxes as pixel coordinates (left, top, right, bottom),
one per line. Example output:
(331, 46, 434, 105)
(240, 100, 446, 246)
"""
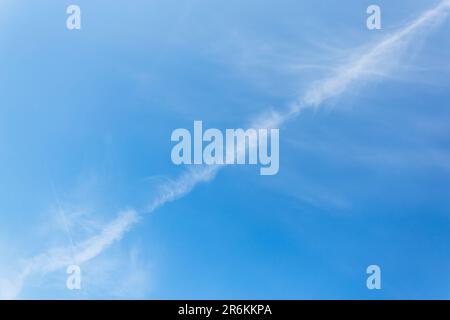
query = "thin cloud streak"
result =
(298, 0, 450, 109)
(0, 167, 219, 299)
(0, 210, 138, 299)
(2, 0, 449, 299)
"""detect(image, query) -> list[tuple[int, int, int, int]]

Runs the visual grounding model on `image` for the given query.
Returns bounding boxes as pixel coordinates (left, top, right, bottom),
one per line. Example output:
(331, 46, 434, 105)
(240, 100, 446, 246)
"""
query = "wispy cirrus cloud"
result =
(0, 210, 138, 299)
(0, 166, 219, 299)
(2, 0, 450, 299)
(299, 0, 450, 108)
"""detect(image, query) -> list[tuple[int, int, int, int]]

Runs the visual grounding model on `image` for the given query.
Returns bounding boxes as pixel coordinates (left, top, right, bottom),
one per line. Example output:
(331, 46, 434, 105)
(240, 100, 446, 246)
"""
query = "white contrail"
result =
(0, 210, 139, 299)
(0, 167, 219, 299)
(1, 0, 449, 299)
(299, 0, 450, 109)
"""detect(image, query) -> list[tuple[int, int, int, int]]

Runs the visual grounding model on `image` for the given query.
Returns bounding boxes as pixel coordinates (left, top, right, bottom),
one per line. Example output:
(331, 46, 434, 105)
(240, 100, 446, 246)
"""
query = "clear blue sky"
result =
(0, 0, 449, 299)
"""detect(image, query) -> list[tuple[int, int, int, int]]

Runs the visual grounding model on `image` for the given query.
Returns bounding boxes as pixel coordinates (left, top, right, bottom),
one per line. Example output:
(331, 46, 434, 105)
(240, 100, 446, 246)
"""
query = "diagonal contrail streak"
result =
(1, 0, 449, 299)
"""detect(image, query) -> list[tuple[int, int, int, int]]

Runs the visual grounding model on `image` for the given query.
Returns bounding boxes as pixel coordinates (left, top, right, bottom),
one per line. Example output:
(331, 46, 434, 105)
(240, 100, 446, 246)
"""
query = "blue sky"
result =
(0, 0, 449, 299)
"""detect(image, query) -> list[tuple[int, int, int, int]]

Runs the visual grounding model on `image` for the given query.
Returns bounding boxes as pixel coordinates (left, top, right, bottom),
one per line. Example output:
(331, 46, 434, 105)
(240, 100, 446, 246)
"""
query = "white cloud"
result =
(299, 0, 450, 108)
(0, 166, 219, 299)
(0, 210, 138, 299)
(2, 0, 450, 299)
